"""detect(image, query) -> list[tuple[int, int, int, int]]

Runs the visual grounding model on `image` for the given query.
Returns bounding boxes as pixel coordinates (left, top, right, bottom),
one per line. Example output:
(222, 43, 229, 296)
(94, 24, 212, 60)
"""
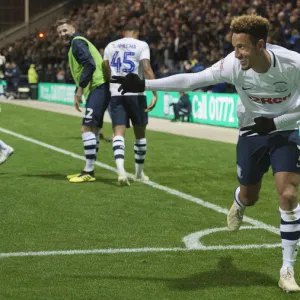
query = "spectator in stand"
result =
(11, 62, 21, 97)
(27, 64, 39, 99)
(156, 65, 172, 78)
(44, 63, 56, 83)
(64, 63, 74, 84)
(169, 91, 191, 122)
(56, 67, 65, 83)
(4, 62, 13, 94)
(3, 0, 300, 92)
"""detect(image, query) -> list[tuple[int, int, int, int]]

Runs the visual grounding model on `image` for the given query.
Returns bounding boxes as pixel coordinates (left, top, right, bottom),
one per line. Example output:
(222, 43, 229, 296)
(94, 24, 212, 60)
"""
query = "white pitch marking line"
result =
(0, 243, 283, 259)
(0, 127, 279, 235)
(0, 127, 281, 258)
(183, 226, 279, 249)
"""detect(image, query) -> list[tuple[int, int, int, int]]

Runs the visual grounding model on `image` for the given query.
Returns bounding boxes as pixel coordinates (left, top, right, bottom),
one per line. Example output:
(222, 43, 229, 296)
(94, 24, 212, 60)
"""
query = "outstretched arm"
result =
(144, 68, 219, 92)
(111, 55, 234, 95)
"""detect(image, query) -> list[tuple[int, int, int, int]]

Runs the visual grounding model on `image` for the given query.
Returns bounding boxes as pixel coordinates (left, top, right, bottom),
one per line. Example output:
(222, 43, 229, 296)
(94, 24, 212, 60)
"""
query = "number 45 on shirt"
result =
(111, 51, 135, 73)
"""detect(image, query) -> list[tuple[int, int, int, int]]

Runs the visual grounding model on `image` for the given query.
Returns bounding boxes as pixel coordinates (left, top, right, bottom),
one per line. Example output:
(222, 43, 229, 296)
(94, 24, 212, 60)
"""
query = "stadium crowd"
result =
(0, 0, 300, 92)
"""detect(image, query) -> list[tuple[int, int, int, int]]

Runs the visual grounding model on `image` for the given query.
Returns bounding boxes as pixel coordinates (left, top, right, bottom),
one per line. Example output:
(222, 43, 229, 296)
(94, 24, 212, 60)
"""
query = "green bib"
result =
(68, 36, 106, 99)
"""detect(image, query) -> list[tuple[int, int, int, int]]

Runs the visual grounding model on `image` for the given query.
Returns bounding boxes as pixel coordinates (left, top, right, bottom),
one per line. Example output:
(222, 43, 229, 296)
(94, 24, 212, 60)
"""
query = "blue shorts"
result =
(82, 83, 110, 128)
(236, 130, 300, 185)
(110, 95, 148, 127)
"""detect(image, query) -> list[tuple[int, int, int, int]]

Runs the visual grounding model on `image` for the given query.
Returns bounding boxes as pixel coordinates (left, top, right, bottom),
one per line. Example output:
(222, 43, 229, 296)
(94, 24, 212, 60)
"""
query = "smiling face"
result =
(231, 33, 263, 71)
(57, 23, 75, 44)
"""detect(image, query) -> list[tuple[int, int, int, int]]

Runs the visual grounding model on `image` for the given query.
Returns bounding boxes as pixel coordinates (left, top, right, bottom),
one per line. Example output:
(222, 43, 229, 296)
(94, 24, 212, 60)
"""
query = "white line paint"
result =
(183, 226, 279, 249)
(144, 182, 280, 235)
(0, 127, 282, 258)
(0, 127, 279, 235)
(0, 248, 185, 258)
(200, 243, 282, 250)
(0, 243, 283, 259)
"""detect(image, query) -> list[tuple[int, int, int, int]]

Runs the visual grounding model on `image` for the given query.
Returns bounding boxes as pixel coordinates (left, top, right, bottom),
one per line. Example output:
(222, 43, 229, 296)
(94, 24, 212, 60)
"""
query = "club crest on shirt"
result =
(220, 59, 224, 70)
(273, 81, 288, 93)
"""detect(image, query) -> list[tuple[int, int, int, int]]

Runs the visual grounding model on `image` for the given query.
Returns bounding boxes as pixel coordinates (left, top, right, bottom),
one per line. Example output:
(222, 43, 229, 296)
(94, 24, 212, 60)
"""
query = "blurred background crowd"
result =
(1, 0, 300, 94)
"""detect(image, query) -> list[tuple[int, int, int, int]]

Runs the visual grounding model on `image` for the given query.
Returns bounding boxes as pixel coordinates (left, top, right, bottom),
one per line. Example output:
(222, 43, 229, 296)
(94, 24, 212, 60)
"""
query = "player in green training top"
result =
(56, 19, 110, 183)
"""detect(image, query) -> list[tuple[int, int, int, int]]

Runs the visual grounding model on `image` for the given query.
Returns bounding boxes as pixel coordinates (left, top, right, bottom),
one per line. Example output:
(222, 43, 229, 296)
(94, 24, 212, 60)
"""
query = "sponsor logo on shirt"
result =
(273, 81, 288, 93)
(248, 92, 291, 104)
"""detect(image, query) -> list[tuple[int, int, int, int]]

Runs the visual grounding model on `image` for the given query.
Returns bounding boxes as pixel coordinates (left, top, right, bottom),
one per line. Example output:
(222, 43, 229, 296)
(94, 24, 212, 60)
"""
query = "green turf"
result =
(0, 102, 298, 299)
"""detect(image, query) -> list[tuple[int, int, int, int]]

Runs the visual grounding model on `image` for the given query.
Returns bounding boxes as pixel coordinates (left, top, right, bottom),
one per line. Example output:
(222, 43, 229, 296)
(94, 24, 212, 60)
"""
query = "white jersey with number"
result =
(209, 44, 300, 131)
(104, 37, 150, 96)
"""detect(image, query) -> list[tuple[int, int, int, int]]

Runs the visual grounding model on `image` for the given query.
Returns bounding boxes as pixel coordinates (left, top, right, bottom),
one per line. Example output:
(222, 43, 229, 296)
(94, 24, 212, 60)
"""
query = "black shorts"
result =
(110, 95, 148, 127)
(236, 130, 300, 185)
(82, 83, 110, 128)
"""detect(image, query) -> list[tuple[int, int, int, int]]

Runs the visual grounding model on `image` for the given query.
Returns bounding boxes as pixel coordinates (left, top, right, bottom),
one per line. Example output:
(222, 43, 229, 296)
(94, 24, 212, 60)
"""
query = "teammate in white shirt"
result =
(111, 15, 300, 292)
(0, 55, 14, 164)
(104, 24, 157, 185)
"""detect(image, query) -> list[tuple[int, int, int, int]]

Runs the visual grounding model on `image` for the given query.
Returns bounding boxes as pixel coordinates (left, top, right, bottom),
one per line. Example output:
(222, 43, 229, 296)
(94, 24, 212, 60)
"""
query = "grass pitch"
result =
(0, 103, 298, 300)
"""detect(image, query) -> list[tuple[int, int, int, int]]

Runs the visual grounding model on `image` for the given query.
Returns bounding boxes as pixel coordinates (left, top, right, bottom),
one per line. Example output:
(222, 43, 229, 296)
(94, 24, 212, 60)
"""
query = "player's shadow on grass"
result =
(169, 256, 275, 290)
(94, 175, 120, 187)
(65, 136, 82, 140)
(83, 256, 275, 290)
(21, 173, 67, 180)
(21, 173, 118, 186)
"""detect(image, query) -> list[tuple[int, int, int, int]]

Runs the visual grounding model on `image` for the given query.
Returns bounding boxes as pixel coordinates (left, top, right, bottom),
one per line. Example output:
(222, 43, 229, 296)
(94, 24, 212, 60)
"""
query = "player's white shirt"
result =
(104, 37, 150, 96)
(210, 44, 300, 131)
(145, 43, 300, 132)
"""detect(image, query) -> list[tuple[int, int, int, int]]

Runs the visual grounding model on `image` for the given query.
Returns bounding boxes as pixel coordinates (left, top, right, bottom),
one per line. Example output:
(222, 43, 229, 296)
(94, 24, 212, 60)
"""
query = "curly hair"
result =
(230, 15, 269, 44)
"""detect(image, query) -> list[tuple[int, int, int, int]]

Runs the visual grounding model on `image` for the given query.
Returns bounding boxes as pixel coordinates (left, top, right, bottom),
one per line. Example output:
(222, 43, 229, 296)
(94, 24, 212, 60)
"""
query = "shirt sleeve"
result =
(72, 38, 96, 88)
(209, 52, 235, 84)
(145, 52, 235, 92)
(274, 105, 300, 130)
(274, 53, 300, 129)
(294, 61, 300, 92)
(145, 69, 218, 92)
(140, 43, 150, 60)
